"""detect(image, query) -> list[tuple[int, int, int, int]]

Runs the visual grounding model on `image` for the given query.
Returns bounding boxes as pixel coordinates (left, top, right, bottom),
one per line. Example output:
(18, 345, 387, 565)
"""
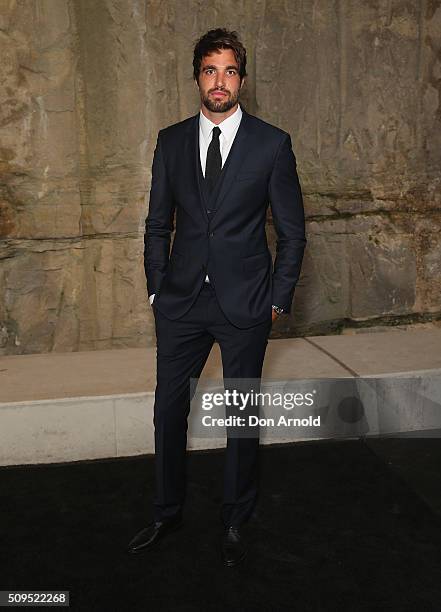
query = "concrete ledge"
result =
(1, 329, 440, 466)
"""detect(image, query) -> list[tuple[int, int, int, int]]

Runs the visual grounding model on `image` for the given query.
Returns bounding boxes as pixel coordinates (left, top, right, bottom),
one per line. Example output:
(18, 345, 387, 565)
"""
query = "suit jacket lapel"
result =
(182, 113, 208, 223)
(189, 113, 210, 223)
(209, 109, 250, 224)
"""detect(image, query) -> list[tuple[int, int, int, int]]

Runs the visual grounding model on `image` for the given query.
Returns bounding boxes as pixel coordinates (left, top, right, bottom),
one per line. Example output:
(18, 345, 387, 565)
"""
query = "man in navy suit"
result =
(128, 28, 306, 566)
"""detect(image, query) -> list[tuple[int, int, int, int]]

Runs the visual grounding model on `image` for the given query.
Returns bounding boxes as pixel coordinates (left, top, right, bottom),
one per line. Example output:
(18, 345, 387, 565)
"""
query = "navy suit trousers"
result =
(152, 280, 272, 527)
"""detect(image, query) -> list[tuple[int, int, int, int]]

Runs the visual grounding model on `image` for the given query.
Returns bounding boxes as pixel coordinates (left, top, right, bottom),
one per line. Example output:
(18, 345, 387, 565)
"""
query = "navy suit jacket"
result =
(144, 106, 306, 329)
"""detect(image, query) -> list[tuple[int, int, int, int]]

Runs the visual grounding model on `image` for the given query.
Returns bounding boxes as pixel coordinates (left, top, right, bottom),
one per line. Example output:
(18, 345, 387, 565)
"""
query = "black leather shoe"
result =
(127, 515, 183, 554)
(221, 526, 247, 567)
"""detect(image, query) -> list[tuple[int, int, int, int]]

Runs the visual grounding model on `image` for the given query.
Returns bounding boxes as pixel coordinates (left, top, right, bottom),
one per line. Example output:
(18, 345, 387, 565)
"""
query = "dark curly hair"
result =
(193, 28, 247, 84)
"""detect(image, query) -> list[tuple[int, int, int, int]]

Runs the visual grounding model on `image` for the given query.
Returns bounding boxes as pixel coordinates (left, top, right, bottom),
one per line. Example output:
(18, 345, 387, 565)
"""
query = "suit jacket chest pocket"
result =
(236, 171, 263, 182)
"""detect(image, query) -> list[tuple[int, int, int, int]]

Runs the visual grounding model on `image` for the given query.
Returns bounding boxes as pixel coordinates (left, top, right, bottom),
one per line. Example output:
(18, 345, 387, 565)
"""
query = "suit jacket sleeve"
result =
(268, 133, 307, 314)
(144, 130, 176, 298)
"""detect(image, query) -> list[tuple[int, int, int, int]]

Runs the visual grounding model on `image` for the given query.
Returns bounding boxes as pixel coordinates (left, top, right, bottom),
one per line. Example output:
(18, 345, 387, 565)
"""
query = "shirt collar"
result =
(199, 103, 243, 145)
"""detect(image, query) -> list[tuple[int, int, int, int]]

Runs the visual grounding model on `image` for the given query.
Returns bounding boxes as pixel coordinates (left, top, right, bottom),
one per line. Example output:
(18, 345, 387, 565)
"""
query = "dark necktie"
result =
(205, 126, 222, 195)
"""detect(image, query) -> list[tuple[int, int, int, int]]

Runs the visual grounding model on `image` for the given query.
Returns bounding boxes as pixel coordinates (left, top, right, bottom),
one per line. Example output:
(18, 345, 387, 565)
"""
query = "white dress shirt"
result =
(149, 104, 243, 304)
(199, 103, 243, 179)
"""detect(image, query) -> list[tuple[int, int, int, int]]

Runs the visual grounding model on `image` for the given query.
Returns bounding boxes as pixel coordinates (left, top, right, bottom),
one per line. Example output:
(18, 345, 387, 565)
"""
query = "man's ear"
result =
(240, 76, 246, 90)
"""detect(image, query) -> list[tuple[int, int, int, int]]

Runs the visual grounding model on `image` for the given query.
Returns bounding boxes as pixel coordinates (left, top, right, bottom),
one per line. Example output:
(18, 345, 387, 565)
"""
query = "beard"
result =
(201, 87, 240, 113)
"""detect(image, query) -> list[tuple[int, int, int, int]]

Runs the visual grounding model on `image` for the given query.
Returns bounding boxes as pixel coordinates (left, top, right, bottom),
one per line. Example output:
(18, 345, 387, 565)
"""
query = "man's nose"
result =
(215, 72, 226, 88)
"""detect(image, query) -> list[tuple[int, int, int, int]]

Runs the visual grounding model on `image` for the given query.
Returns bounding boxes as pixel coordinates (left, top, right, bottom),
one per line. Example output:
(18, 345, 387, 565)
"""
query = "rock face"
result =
(0, 0, 440, 354)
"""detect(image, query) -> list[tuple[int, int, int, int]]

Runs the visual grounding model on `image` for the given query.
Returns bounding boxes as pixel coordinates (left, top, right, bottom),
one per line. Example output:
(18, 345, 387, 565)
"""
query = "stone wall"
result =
(0, 0, 440, 355)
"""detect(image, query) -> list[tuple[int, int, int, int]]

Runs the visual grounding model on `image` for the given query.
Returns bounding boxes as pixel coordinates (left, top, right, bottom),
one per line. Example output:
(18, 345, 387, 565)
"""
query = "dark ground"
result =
(1, 438, 441, 611)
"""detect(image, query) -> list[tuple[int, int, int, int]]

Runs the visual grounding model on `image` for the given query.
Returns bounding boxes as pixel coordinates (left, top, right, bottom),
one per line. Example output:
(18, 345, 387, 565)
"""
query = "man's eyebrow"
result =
(201, 64, 239, 70)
